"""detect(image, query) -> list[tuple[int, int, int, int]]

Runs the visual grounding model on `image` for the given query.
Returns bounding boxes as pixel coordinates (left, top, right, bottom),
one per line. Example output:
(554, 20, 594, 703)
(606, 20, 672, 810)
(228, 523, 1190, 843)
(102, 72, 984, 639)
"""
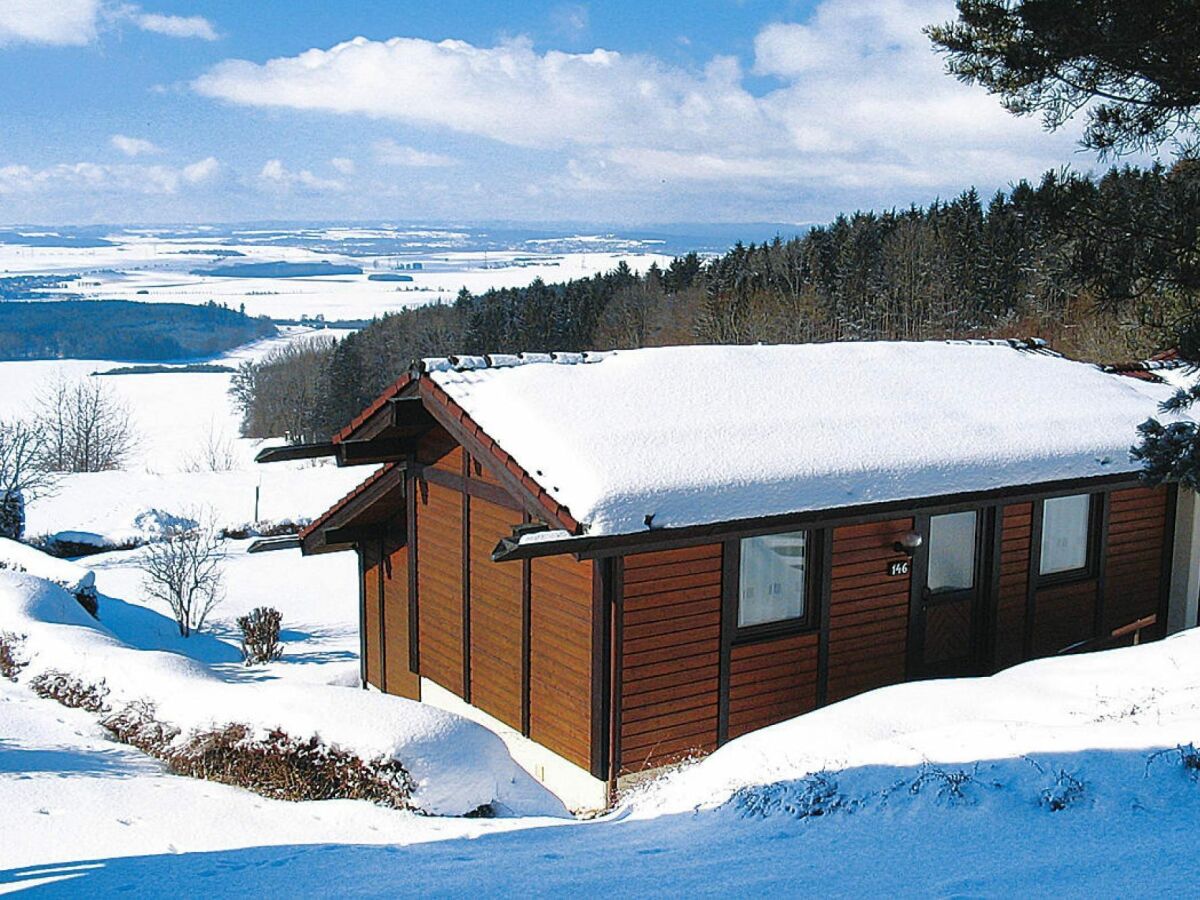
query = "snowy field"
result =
(0, 228, 675, 321)
(0, 306, 1197, 894)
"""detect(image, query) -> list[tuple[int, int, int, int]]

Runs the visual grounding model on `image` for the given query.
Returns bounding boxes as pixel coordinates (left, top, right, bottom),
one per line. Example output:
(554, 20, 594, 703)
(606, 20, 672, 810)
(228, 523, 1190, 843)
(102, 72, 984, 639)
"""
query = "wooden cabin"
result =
(257, 340, 1200, 809)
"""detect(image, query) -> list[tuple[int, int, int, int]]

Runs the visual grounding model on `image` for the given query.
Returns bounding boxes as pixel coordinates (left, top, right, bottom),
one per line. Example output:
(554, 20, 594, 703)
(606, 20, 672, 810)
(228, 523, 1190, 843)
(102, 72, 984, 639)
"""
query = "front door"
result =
(913, 509, 991, 678)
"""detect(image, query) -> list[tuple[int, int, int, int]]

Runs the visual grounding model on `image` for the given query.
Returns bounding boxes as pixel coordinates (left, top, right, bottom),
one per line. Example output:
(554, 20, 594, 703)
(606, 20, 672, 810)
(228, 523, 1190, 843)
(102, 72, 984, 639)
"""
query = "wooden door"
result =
(912, 508, 992, 679)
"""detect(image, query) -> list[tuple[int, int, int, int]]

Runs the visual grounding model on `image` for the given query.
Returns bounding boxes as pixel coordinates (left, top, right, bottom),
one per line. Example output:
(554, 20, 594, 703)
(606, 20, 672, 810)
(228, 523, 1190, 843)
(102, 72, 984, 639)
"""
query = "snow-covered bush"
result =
(0, 630, 26, 680)
(0, 538, 98, 617)
(896, 763, 996, 807)
(0, 491, 23, 541)
(237, 606, 284, 665)
(728, 771, 846, 820)
(1038, 768, 1087, 812)
(1147, 743, 1200, 780)
(30, 670, 110, 713)
(137, 520, 226, 637)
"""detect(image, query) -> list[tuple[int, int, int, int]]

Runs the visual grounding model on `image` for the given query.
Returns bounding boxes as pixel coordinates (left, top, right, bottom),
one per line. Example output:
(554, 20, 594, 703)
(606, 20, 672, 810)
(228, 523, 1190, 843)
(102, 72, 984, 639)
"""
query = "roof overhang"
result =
(300, 462, 408, 555)
(491, 470, 1152, 563)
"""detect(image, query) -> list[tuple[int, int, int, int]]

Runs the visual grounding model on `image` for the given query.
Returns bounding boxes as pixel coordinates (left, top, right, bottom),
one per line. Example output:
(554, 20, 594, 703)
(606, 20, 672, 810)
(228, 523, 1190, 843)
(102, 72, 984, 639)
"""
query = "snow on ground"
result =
(0, 554, 566, 819)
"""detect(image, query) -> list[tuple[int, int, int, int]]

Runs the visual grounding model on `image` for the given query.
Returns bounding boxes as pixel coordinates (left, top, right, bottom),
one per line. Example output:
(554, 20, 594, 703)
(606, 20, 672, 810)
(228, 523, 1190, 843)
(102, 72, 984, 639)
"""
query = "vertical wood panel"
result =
(361, 541, 383, 690)
(995, 502, 1032, 670)
(468, 496, 524, 730)
(382, 537, 420, 699)
(417, 479, 465, 697)
(619, 544, 722, 772)
(530, 552, 595, 771)
(826, 519, 913, 703)
(1103, 485, 1170, 635)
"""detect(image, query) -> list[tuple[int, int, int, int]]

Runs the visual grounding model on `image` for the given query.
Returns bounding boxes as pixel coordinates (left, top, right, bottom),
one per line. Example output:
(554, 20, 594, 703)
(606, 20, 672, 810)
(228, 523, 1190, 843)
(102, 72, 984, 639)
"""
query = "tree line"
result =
(230, 161, 1198, 444)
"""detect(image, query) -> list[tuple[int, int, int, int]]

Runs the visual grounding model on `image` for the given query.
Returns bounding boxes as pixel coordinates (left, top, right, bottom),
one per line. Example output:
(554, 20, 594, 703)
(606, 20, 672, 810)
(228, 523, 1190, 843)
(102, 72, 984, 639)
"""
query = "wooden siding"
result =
(469, 454, 504, 487)
(529, 552, 594, 771)
(826, 519, 913, 703)
(727, 632, 819, 740)
(620, 544, 722, 772)
(1030, 577, 1097, 657)
(468, 496, 524, 730)
(432, 444, 465, 474)
(381, 538, 419, 699)
(1103, 486, 1169, 635)
(416, 479, 465, 697)
(361, 541, 383, 690)
(995, 502, 1032, 670)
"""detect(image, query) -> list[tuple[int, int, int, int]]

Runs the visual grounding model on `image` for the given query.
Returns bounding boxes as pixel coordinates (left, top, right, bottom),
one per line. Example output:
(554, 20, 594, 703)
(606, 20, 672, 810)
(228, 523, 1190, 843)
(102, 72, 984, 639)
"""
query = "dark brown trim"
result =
(716, 539, 737, 746)
(1025, 498, 1044, 660)
(592, 559, 611, 781)
(905, 511, 931, 680)
(255, 442, 336, 463)
(492, 472, 1149, 563)
(986, 504, 1005, 672)
(608, 557, 624, 781)
(520, 512, 532, 738)
(407, 470, 421, 675)
(815, 527, 833, 707)
(356, 546, 367, 689)
(419, 462, 525, 511)
(417, 380, 573, 529)
(377, 535, 388, 693)
(729, 529, 822, 644)
(461, 452, 472, 704)
(1157, 483, 1179, 639)
(1092, 492, 1111, 640)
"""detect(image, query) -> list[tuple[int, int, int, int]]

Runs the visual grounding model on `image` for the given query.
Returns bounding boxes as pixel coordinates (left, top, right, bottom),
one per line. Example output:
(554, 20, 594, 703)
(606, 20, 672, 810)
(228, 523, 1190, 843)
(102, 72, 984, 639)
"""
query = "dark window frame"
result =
(1034, 492, 1103, 586)
(730, 528, 821, 643)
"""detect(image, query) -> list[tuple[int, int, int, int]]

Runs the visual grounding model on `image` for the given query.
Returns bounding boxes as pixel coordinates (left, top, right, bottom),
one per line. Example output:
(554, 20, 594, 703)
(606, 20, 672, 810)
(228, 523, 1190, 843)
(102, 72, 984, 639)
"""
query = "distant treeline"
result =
(0, 299, 276, 361)
(232, 163, 1196, 442)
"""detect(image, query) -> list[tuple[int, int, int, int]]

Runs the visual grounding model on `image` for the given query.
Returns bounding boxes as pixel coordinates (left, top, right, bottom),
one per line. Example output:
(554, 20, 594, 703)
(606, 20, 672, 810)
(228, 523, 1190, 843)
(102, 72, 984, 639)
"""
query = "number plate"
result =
(887, 560, 910, 577)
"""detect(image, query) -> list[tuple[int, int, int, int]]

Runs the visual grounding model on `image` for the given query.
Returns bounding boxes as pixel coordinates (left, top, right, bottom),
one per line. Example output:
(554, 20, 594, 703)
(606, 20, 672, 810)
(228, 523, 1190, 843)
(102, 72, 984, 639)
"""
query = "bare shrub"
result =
(181, 421, 239, 473)
(0, 631, 27, 681)
(1037, 768, 1086, 811)
(1147, 743, 1200, 779)
(102, 700, 180, 754)
(729, 771, 847, 820)
(237, 606, 284, 665)
(37, 376, 137, 473)
(137, 519, 226, 637)
(888, 762, 999, 807)
(29, 670, 110, 713)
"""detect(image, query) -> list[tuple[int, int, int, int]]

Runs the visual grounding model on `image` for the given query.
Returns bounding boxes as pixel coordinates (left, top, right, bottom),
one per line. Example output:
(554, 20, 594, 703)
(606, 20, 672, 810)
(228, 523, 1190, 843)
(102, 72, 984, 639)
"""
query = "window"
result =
(738, 530, 810, 629)
(927, 510, 978, 593)
(1039, 494, 1094, 577)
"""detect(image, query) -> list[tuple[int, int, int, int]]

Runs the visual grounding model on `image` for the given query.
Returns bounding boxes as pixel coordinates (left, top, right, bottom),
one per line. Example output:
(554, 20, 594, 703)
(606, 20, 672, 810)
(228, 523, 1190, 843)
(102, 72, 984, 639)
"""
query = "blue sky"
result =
(0, 0, 1114, 226)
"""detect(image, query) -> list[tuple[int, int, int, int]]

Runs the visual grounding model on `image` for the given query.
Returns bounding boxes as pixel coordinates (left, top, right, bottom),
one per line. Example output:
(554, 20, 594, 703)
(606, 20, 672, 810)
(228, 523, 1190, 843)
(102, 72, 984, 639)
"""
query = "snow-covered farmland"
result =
(1, 230, 675, 321)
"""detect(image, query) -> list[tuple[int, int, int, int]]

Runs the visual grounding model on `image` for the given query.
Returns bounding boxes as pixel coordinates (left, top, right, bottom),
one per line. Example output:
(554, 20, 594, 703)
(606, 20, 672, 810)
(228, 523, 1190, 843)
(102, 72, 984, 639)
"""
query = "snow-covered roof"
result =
(424, 341, 1184, 537)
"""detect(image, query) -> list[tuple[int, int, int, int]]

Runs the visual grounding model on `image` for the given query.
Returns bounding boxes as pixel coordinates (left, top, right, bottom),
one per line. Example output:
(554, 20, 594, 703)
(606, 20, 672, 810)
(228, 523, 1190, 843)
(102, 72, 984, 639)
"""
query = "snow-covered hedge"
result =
(0, 560, 566, 818)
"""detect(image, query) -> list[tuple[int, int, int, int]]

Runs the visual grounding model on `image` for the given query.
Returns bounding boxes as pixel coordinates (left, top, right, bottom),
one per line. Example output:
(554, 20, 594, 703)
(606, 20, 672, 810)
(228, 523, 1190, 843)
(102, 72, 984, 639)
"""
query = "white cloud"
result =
(182, 156, 219, 183)
(372, 140, 456, 168)
(0, 157, 221, 196)
(194, 1, 1081, 200)
(111, 134, 161, 157)
(133, 11, 218, 41)
(0, 0, 101, 46)
(258, 159, 343, 192)
(551, 4, 589, 37)
(330, 157, 356, 175)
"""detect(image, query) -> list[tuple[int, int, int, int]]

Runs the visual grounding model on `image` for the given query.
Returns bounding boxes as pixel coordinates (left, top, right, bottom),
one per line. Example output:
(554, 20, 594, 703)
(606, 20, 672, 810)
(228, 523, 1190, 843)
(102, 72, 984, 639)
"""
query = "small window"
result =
(738, 530, 809, 629)
(1039, 494, 1093, 577)
(927, 510, 978, 593)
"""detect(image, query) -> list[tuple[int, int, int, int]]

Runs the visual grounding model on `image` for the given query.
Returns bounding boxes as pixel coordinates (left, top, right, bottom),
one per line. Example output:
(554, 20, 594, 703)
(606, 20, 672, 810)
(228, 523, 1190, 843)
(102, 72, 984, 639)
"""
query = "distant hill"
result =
(0, 300, 276, 361)
(192, 260, 363, 278)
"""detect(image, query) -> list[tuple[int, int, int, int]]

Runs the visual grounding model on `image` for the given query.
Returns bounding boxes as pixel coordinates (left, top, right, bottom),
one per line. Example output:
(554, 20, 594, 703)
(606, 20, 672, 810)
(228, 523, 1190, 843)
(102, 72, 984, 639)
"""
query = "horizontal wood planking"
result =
(1103, 486, 1169, 635)
(620, 544, 721, 771)
(431, 444, 465, 474)
(826, 518, 912, 703)
(1031, 578, 1096, 657)
(362, 542, 382, 690)
(530, 552, 594, 770)
(727, 632, 819, 739)
(382, 539, 420, 699)
(996, 502, 1032, 670)
(469, 454, 504, 487)
(417, 480, 465, 697)
(468, 496, 524, 730)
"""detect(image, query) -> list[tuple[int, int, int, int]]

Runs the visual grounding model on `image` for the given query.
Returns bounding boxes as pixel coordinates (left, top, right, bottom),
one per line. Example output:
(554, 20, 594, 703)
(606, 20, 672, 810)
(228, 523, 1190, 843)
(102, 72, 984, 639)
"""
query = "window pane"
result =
(738, 531, 807, 627)
(927, 511, 977, 593)
(1040, 494, 1091, 575)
